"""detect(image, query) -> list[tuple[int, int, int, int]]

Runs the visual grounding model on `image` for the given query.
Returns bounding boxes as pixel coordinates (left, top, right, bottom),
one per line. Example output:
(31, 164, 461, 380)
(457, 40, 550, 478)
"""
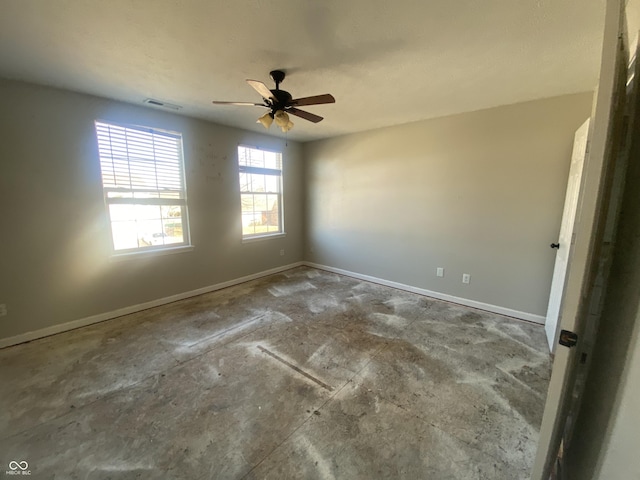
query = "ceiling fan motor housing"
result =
(269, 89, 293, 112)
(267, 69, 293, 113)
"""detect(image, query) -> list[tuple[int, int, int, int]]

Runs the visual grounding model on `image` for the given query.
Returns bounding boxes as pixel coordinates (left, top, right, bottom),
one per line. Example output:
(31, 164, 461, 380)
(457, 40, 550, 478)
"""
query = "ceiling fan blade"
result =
(290, 94, 335, 107)
(246, 80, 276, 101)
(287, 107, 324, 123)
(212, 101, 266, 106)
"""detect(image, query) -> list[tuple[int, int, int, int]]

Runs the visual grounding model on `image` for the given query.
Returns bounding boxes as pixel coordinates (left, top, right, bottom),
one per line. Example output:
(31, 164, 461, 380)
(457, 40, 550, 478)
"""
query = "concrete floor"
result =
(0, 267, 551, 479)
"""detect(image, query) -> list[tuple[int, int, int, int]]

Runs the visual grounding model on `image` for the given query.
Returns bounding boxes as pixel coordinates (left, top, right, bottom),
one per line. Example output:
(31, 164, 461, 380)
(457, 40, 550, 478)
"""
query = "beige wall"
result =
(0, 78, 304, 342)
(303, 93, 593, 318)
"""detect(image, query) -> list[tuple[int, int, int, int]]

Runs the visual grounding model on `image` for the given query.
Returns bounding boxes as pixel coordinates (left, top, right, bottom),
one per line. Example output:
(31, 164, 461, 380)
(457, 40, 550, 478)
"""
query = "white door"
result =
(531, 0, 624, 477)
(544, 119, 590, 352)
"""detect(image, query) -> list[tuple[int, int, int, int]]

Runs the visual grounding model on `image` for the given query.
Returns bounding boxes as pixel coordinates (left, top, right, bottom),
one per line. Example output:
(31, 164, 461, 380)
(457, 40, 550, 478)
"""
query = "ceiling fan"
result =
(212, 70, 335, 132)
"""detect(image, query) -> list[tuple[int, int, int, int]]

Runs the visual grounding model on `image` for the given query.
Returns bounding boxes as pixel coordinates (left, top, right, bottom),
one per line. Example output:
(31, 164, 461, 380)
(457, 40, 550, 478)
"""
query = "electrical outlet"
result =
(0, 304, 6, 317)
(280, 249, 285, 256)
(436, 267, 444, 277)
(462, 274, 471, 284)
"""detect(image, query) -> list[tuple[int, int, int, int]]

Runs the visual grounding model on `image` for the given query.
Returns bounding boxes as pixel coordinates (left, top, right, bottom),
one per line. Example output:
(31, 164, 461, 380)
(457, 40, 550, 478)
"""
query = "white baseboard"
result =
(303, 262, 546, 325)
(0, 260, 544, 349)
(0, 262, 304, 349)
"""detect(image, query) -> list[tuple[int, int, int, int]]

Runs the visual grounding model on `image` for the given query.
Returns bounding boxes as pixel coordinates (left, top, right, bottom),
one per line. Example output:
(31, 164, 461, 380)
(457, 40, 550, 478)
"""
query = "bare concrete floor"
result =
(0, 267, 551, 479)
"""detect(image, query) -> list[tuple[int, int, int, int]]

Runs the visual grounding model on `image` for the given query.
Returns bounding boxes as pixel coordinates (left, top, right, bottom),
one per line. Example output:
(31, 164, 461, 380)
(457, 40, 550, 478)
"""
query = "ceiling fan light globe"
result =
(257, 113, 273, 129)
(274, 110, 289, 127)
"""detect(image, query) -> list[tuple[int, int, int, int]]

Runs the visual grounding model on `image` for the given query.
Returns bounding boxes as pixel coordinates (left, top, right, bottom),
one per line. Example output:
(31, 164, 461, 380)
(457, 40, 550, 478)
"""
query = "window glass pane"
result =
(267, 194, 279, 211)
(265, 175, 280, 193)
(266, 195, 279, 228)
(109, 204, 137, 222)
(161, 205, 181, 218)
(162, 218, 184, 244)
(160, 205, 184, 244)
(135, 204, 162, 221)
(111, 221, 138, 250)
(138, 220, 164, 246)
(241, 193, 255, 213)
(238, 147, 282, 170)
(108, 203, 184, 251)
(264, 151, 280, 170)
(239, 172, 249, 192)
(242, 214, 256, 236)
(253, 194, 267, 211)
(250, 174, 265, 192)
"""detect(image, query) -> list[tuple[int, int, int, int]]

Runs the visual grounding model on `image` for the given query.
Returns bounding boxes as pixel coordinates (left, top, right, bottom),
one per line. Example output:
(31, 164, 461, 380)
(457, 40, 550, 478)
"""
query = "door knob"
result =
(550, 243, 560, 249)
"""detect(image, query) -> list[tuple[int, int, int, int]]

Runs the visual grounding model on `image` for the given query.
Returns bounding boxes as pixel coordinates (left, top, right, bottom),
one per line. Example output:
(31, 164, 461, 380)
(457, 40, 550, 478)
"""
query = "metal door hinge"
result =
(559, 330, 579, 348)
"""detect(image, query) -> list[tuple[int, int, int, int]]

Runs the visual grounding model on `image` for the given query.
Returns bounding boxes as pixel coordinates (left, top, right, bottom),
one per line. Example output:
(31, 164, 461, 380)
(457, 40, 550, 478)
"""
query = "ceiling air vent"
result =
(143, 98, 182, 111)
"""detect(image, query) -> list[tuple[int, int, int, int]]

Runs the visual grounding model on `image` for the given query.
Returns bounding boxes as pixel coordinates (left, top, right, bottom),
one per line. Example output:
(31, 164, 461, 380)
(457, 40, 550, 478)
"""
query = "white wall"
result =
(303, 93, 593, 319)
(0, 79, 304, 343)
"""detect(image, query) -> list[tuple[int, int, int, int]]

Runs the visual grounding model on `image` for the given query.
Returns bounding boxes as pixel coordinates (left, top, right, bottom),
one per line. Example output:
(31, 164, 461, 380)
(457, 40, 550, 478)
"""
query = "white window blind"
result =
(96, 122, 185, 198)
(95, 121, 190, 252)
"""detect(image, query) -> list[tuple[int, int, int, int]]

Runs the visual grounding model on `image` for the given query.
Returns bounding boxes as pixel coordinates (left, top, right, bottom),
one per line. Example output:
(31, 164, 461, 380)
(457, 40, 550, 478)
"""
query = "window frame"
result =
(237, 145, 285, 241)
(94, 120, 192, 257)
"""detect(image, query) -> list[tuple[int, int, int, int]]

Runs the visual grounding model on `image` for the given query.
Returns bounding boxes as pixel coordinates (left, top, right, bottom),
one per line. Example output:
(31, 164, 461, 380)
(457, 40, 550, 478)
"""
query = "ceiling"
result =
(0, 0, 606, 142)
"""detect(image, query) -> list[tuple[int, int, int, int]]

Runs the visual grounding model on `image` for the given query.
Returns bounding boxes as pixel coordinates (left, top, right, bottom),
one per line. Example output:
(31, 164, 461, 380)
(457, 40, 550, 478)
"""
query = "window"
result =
(238, 146, 283, 238)
(95, 121, 190, 253)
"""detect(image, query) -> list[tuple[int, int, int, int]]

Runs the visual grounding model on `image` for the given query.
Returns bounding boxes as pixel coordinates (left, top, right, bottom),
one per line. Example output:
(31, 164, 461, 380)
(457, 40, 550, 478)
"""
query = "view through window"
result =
(95, 121, 190, 252)
(238, 146, 283, 238)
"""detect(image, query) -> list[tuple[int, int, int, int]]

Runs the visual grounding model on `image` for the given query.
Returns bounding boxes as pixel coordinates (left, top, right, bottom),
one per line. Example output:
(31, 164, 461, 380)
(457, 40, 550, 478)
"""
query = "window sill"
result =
(110, 245, 194, 262)
(242, 232, 287, 244)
